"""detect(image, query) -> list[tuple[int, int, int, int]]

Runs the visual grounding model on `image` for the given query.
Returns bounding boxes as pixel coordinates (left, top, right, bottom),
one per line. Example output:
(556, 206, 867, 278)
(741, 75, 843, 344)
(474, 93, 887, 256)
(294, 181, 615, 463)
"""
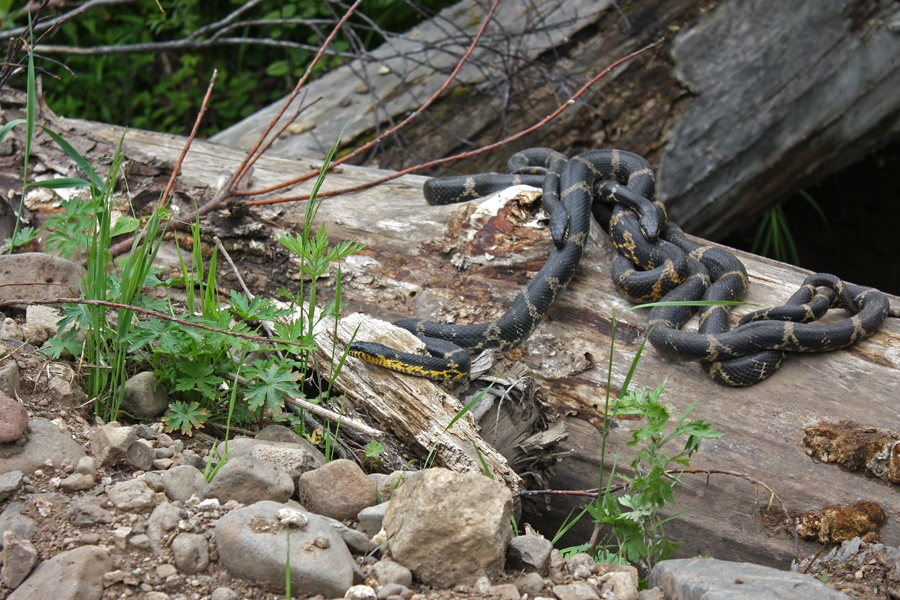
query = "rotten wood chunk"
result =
(761, 500, 887, 545)
(803, 421, 900, 485)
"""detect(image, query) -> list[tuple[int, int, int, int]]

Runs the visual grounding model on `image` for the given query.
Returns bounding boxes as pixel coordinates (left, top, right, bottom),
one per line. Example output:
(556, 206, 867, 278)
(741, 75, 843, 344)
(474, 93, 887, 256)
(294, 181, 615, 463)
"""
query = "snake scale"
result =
(348, 148, 899, 386)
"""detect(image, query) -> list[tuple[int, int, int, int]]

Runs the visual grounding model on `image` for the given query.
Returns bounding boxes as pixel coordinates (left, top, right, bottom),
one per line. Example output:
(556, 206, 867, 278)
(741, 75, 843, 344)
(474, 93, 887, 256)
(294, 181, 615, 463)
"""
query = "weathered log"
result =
(213, 0, 900, 241)
(35, 117, 900, 568)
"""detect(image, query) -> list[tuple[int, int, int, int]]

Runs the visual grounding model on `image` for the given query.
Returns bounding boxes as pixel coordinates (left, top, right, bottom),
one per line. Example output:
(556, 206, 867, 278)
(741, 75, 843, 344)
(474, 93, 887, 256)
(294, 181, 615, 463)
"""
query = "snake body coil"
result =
(350, 148, 898, 385)
(349, 149, 655, 380)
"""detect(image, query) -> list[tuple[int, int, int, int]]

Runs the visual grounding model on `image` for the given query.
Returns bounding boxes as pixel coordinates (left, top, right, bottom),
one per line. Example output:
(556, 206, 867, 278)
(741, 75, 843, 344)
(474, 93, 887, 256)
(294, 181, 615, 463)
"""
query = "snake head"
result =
(639, 213, 662, 241)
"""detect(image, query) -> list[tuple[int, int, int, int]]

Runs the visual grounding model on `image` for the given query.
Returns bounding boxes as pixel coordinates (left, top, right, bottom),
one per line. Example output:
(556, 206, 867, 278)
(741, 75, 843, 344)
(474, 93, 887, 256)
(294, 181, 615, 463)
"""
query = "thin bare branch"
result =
(236, 0, 503, 198)
(0, 0, 140, 41)
(243, 39, 664, 207)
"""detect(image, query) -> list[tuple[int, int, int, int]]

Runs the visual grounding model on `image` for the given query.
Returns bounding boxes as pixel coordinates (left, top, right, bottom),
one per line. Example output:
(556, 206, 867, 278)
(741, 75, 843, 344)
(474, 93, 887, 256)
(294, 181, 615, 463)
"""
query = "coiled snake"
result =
(349, 149, 899, 386)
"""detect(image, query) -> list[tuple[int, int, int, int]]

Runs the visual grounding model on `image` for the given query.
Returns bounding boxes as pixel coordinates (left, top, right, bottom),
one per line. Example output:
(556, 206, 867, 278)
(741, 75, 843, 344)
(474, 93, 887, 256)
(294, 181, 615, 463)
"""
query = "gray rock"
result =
(47, 376, 88, 408)
(0, 392, 27, 443)
(129, 533, 152, 550)
(638, 588, 666, 600)
(513, 572, 545, 596)
(320, 514, 378, 554)
(67, 496, 113, 527)
(126, 440, 155, 471)
(375, 583, 409, 600)
(346, 584, 378, 600)
(161, 465, 208, 502)
(552, 582, 600, 600)
(0, 502, 37, 545)
(214, 436, 325, 468)
(90, 422, 137, 467)
(0, 419, 86, 475)
(135, 423, 160, 440)
(1, 532, 38, 589)
(358, 502, 389, 536)
(122, 371, 170, 418)
(7, 544, 111, 600)
(250, 443, 326, 479)
(604, 571, 638, 600)
(203, 455, 293, 504)
(210, 588, 240, 600)
(649, 558, 854, 599)
(372, 471, 414, 503)
(142, 593, 170, 600)
(214, 500, 355, 596)
(172, 448, 206, 470)
(171, 532, 209, 575)
(382, 468, 513, 588)
(58, 472, 95, 492)
(372, 560, 413, 588)
(0, 318, 22, 340)
(297, 458, 376, 521)
(20, 322, 51, 346)
(0, 360, 20, 397)
(75, 456, 96, 477)
(147, 502, 182, 553)
(0, 469, 22, 501)
(506, 534, 553, 575)
(106, 478, 157, 512)
(25, 305, 64, 332)
(0, 254, 85, 304)
(255, 424, 306, 444)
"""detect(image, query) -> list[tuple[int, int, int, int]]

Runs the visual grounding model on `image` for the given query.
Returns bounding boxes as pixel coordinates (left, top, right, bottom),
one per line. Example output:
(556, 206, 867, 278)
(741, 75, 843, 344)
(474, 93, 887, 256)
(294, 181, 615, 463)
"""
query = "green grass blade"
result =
(40, 126, 104, 189)
(27, 177, 92, 190)
(0, 119, 25, 143)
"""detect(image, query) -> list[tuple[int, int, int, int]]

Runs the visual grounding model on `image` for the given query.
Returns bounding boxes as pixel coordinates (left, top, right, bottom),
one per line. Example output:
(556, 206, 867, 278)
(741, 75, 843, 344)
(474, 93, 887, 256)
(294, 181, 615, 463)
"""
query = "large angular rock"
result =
(297, 458, 376, 521)
(203, 455, 294, 504)
(0, 392, 27, 443)
(0, 254, 85, 304)
(382, 468, 513, 588)
(90, 423, 137, 467)
(0, 419, 86, 475)
(7, 544, 111, 600)
(649, 558, 854, 600)
(122, 371, 170, 418)
(214, 436, 325, 473)
(214, 501, 355, 596)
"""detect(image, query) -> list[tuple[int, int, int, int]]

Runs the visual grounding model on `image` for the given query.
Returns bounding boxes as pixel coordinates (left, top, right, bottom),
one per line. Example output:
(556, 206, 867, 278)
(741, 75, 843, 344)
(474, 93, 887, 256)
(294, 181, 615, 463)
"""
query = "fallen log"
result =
(213, 0, 900, 242)
(30, 116, 900, 568)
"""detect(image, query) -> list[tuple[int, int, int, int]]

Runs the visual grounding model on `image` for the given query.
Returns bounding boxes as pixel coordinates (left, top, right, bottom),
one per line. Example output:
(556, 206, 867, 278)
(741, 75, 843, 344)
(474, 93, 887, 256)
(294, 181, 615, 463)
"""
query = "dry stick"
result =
(156, 69, 218, 212)
(235, 0, 503, 198)
(284, 395, 384, 439)
(244, 39, 664, 207)
(228, 0, 364, 192)
(3, 297, 293, 347)
(212, 235, 283, 360)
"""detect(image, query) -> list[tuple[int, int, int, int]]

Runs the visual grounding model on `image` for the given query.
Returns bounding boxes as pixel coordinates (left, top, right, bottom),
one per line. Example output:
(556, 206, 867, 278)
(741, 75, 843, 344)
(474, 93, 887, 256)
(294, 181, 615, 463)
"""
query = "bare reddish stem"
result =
(244, 39, 664, 207)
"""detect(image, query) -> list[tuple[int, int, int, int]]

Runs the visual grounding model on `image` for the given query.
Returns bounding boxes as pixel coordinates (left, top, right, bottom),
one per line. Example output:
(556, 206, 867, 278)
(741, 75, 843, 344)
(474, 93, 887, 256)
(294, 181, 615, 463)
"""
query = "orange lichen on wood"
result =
(803, 421, 900, 484)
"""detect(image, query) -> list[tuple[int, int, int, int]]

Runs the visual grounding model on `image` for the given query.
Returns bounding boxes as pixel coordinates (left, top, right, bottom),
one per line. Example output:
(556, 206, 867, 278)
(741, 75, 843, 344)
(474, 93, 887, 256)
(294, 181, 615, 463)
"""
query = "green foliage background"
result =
(3, 0, 456, 137)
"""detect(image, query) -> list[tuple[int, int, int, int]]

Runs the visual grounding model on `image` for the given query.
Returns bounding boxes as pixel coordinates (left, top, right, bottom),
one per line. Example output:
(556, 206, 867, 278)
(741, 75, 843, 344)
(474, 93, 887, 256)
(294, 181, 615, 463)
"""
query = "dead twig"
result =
(242, 39, 664, 207)
(236, 0, 503, 198)
(284, 394, 384, 439)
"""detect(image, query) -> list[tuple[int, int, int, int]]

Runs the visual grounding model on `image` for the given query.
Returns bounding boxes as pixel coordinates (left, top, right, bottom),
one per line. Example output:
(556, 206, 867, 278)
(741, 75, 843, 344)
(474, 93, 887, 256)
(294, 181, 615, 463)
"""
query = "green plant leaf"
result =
(163, 401, 209, 436)
(244, 363, 301, 412)
(111, 215, 141, 237)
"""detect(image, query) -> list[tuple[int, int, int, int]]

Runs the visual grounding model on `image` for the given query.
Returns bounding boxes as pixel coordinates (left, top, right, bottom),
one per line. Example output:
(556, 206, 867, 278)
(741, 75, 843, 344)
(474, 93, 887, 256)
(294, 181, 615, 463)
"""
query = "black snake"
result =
(349, 149, 898, 385)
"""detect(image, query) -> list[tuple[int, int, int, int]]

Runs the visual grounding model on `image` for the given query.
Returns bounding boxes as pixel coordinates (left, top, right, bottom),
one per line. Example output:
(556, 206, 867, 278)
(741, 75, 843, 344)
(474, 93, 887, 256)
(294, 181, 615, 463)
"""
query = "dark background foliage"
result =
(2, 0, 457, 137)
